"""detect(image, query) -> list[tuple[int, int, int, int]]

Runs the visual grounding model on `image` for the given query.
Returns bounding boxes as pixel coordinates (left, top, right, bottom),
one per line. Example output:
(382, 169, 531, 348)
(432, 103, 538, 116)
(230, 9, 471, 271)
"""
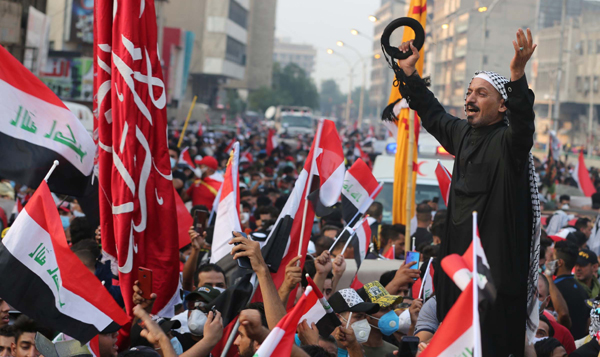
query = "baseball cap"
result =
(185, 285, 221, 303)
(58, 201, 71, 214)
(328, 288, 379, 314)
(196, 156, 218, 170)
(357, 281, 403, 308)
(130, 317, 181, 347)
(576, 249, 598, 267)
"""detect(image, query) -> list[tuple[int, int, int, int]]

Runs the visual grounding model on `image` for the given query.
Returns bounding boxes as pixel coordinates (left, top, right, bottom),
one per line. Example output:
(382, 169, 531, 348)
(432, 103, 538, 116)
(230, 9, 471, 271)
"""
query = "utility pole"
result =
(553, 0, 567, 132)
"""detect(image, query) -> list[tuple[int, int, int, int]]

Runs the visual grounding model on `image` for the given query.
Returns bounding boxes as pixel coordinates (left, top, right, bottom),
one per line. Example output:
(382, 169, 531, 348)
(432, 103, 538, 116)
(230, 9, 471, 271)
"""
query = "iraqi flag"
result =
(0, 181, 129, 343)
(255, 287, 317, 357)
(420, 281, 479, 357)
(179, 147, 195, 170)
(260, 120, 343, 285)
(266, 128, 278, 155)
(224, 138, 236, 154)
(588, 215, 600, 256)
(94, 0, 180, 316)
(352, 217, 373, 270)
(435, 161, 452, 205)
(414, 258, 435, 300)
(441, 213, 496, 305)
(341, 159, 382, 226)
(0, 45, 95, 197)
(306, 119, 345, 217)
(298, 275, 341, 338)
(210, 142, 241, 263)
(574, 150, 597, 197)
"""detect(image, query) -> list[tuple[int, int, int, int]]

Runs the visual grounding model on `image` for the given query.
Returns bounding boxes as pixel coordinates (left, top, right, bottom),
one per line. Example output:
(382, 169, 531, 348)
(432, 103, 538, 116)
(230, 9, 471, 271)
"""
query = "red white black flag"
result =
(341, 159, 382, 226)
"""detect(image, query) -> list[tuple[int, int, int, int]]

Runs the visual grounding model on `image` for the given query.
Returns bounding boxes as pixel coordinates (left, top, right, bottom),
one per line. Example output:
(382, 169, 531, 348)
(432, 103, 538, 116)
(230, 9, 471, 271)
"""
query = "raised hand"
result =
(510, 28, 537, 81)
(397, 40, 420, 76)
(132, 280, 156, 313)
(315, 250, 333, 275)
(282, 256, 303, 292)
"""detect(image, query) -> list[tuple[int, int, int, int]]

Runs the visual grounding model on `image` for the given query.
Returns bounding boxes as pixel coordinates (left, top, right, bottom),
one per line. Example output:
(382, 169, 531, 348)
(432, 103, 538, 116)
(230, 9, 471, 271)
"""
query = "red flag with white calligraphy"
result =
(94, 0, 180, 316)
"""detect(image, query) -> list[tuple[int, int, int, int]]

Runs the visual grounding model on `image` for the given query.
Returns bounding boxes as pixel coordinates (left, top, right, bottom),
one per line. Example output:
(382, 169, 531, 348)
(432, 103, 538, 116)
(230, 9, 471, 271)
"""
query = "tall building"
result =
(163, 0, 250, 107)
(226, 0, 278, 94)
(273, 38, 317, 76)
(1, 0, 48, 65)
(532, 15, 600, 146)
(429, 0, 537, 114)
(369, 0, 408, 117)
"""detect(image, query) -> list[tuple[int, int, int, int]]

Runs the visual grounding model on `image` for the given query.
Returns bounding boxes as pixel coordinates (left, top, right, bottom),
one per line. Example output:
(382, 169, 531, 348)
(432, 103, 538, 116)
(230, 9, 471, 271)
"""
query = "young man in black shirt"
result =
(552, 240, 590, 340)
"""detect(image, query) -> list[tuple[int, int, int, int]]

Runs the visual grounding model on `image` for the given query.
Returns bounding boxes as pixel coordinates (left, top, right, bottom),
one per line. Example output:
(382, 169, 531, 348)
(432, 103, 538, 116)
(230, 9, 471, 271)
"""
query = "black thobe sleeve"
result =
(399, 73, 469, 156)
(503, 74, 535, 166)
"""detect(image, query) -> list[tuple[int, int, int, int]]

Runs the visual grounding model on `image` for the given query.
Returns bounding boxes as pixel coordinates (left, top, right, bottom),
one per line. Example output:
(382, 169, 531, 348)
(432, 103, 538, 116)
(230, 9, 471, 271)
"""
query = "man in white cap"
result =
(394, 28, 539, 356)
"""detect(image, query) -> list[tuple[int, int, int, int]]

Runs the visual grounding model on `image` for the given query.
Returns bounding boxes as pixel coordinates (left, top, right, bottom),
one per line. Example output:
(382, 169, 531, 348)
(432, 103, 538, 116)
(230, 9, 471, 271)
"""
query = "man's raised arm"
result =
(394, 41, 469, 155)
(504, 28, 537, 161)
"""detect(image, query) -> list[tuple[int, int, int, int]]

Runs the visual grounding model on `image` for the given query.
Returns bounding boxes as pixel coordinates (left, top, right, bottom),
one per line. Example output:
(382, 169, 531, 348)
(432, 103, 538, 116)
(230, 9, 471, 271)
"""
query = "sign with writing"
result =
(41, 57, 94, 102)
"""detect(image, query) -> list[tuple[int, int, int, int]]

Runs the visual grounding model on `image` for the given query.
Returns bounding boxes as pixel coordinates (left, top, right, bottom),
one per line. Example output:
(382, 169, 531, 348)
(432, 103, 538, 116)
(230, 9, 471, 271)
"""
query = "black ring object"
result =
(381, 17, 425, 60)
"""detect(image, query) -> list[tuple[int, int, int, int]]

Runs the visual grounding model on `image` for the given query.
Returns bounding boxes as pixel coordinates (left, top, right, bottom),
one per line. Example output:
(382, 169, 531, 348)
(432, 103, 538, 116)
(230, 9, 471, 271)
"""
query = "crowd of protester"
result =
(0, 117, 599, 357)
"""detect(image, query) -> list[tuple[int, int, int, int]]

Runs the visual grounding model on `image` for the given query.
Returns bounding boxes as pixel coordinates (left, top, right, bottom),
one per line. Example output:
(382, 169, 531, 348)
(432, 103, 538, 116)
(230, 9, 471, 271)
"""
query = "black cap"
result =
(328, 288, 379, 314)
(130, 317, 182, 348)
(576, 249, 598, 266)
(185, 285, 221, 303)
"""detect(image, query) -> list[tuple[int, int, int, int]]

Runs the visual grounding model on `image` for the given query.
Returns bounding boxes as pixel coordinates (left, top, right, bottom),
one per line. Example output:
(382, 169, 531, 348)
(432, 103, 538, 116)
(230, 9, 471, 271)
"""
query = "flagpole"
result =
(472, 211, 480, 357)
(405, 111, 416, 254)
(221, 274, 259, 357)
(43, 160, 59, 182)
(339, 217, 367, 256)
(298, 119, 324, 260)
(328, 182, 383, 253)
(418, 258, 433, 299)
(177, 95, 197, 148)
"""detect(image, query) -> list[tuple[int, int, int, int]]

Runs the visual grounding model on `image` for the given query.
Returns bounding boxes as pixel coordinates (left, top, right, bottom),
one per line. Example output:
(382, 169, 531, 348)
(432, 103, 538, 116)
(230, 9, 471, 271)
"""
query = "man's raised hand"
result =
(510, 28, 537, 81)
(397, 40, 420, 76)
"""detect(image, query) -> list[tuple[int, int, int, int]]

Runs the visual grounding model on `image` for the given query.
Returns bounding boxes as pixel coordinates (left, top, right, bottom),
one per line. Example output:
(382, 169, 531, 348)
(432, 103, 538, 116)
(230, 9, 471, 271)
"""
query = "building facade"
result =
(369, 0, 408, 117)
(273, 38, 317, 76)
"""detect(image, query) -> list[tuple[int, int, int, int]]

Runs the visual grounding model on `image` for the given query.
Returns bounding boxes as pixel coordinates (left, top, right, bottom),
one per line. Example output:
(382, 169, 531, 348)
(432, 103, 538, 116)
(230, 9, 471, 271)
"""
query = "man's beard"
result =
(238, 341, 256, 357)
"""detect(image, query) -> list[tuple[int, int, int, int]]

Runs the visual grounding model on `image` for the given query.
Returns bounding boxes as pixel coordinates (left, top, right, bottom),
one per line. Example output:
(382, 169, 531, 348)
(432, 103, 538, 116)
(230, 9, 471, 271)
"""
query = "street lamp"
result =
(326, 49, 354, 127)
(368, 15, 378, 22)
(335, 40, 368, 128)
(478, 6, 488, 12)
(374, 54, 381, 59)
(350, 28, 372, 41)
(441, 23, 449, 29)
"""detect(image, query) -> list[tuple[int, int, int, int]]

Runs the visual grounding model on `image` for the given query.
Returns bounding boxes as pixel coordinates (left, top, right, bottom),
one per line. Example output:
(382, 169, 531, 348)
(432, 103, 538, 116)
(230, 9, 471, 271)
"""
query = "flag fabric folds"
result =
(574, 150, 597, 197)
(178, 147, 195, 170)
(299, 275, 341, 338)
(0, 45, 95, 197)
(260, 120, 343, 297)
(174, 187, 193, 249)
(0, 181, 128, 343)
(435, 162, 452, 206)
(419, 281, 477, 357)
(210, 142, 241, 264)
(341, 159, 382, 227)
(255, 287, 316, 356)
(387, 0, 426, 225)
(94, 0, 179, 316)
(352, 217, 373, 270)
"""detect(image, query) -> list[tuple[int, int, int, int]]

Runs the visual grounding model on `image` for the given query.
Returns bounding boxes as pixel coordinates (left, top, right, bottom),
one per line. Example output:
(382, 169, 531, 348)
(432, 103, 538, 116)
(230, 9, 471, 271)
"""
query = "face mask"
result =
(243, 176, 250, 184)
(170, 157, 176, 168)
(187, 309, 207, 336)
(342, 318, 371, 344)
(73, 210, 85, 218)
(546, 260, 558, 276)
(241, 212, 250, 224)
(538, 299, 544, 313)
(170, 337, 183, 355)
(194, 167, 202, 178)
(376, 310, 400, 336)
(60, 216, 70, 230)
(283, 189, 290, 195)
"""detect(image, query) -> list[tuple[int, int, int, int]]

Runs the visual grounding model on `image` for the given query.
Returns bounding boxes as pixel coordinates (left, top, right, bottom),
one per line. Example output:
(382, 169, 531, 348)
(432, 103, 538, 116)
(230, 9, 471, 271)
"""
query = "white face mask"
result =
(170, 157, 177, 168)
(343, 317, 371, 344)
(187, 309, 207, 336)
(241, 212, 250, 224)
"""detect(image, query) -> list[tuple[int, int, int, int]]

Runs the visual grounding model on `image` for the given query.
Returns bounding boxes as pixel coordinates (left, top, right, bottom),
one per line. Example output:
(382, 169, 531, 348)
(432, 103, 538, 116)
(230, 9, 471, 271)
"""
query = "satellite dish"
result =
(265, 106, 276, 119)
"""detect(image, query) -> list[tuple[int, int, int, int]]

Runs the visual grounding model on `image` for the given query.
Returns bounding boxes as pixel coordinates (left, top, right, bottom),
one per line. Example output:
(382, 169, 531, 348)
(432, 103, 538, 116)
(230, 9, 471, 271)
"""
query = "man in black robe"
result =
(394, 29, 538, 356)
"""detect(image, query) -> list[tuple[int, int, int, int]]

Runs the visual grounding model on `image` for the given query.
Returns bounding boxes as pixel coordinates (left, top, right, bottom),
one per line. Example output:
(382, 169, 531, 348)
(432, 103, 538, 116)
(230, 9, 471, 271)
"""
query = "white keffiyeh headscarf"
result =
(467, 71, 542, 344)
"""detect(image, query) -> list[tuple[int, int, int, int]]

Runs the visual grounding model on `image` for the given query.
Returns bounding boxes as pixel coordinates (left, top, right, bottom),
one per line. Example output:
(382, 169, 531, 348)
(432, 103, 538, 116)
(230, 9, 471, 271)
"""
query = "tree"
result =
(248, 62, 319, 112)
(319, 79, 345, 117)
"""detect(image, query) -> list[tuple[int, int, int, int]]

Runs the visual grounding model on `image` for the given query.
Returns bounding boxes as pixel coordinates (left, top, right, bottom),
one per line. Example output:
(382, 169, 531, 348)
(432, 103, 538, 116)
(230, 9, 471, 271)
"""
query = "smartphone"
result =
(233, 232, 253, 269)
(194, 209, 208, 235)
(405, 251, 421, 280)
(137, 267, 153, 300)
(398, 336, 420, 357)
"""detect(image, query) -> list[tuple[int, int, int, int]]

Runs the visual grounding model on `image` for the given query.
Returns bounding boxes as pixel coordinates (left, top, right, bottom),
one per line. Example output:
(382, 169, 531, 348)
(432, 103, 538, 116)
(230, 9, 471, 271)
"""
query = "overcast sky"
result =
(275, 0, 380, 93)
